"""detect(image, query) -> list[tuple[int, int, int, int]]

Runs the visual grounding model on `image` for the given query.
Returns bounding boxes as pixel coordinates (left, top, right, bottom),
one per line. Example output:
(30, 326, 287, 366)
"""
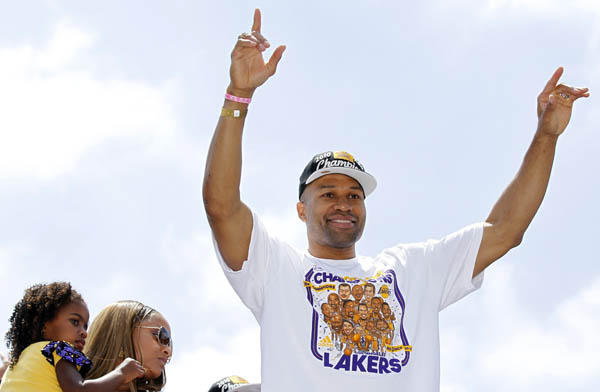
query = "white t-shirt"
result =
(214, 212, 484, 392)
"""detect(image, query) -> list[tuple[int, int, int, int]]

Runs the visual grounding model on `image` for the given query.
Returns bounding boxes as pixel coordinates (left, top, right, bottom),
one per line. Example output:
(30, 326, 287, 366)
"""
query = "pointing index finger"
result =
(252, 8, 261, 33)
(541, 66, 563, 95)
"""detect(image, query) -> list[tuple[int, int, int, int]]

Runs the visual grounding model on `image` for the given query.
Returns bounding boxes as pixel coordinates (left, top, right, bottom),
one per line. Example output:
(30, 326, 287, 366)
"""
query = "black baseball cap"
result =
(298, 151, 377, 199)
(208, 376, 260, 392)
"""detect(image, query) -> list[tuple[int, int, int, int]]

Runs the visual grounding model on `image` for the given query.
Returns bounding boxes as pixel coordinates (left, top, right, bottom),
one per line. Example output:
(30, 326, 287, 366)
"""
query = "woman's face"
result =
(133, 313, 172, 379)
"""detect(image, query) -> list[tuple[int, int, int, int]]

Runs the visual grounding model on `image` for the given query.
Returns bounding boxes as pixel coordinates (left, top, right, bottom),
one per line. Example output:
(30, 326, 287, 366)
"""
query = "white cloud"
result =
(160, 225, 243, 313)
(159, 208, 306, 319)
(0, 244, 40, 353)
(156, 210, 304, 389)
(0, 22, 179, 180)
(161, 225, 211, 276)
(160, 209, 306, 301)
(441, 264, 600, 391)
(480, 271, 600, 384)
(165, 325, 261, 391)
(484, 0, 600, 14)
(37, 23, 95, 70)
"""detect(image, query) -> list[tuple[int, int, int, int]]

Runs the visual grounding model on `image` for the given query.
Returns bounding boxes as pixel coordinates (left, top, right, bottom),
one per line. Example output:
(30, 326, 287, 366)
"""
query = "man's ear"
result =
(297, 201, 307, 222)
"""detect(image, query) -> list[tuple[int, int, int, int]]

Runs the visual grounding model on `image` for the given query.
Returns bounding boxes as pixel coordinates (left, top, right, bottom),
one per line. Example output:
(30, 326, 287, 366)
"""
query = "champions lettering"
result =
(312, 272, 346, 284)
(215, 380, 246, 391)
(316, 159, 360, 171)
(312, 271, 393, 285)
(322, 352, 402, 374)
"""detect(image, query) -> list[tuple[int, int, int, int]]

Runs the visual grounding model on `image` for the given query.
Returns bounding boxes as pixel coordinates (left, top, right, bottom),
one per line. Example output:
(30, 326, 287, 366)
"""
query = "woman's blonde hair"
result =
(84, 300, 163, 391)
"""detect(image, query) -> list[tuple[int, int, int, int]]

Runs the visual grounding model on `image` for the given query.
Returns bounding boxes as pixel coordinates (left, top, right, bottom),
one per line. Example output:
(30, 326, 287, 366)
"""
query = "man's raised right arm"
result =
(202, 9, 285, 271)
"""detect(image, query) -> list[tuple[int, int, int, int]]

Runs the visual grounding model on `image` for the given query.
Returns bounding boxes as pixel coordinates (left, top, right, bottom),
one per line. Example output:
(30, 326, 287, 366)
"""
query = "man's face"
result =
(358, 304, 368, 320)
(322, 303, 333, 318)
(339, 284, 351, 300)
(366, 320, 376, 333)
(332, 314, 343, 332)
(372, 297, 382, 312)
(351, 285, 363, 301)
(342, 300, 355, 318)
(364, 285, 375, 301)
(342, 321, 354, 336)
(382, 303, 391, 317)
(297, 174, 366, 252)
(328, 293, 340, 309)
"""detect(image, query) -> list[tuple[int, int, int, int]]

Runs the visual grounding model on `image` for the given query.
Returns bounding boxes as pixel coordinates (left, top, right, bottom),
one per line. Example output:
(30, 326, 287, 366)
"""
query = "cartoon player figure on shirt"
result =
(363, 283, 375, 310)
(381, 301, 396, 339)
(376, 319, 393, 354)
(321, 302, 336, 342)
(340, 319, 357, 356)
(327, 292, 342, 315)
(351, 284, 364, 313)
(338, 283, 352, 302)
(353, 303, 369, 351)
(330, 313, 343, 347)
(356, 303, 369, 330)
(363, 319, 378, 352)
(371, 296, 383, 320)
(321, 302, 334, 322)
(341, 299, 355, 321)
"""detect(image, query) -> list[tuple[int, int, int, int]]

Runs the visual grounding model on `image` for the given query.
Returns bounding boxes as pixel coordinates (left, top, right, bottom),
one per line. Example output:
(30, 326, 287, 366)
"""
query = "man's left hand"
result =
(537, 67, 589, 136)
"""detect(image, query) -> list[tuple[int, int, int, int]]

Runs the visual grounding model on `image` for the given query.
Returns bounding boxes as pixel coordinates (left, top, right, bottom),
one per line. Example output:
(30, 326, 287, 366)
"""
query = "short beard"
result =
(322, 225, 363, 249)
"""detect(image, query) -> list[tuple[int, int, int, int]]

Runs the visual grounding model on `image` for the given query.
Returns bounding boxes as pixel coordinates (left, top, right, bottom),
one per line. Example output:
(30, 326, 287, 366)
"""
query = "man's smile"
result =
(326, 214, 357, 228)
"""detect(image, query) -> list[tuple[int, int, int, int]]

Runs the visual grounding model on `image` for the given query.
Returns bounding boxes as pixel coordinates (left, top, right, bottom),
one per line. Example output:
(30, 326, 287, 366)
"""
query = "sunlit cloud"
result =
(441, 264, 600, 391)
(166, 326, 261, 391)
(0, 22, 179, 180)
(157, 209, 305, 390)
(480, 274, 600, 384)
(483, 0, 600, 15)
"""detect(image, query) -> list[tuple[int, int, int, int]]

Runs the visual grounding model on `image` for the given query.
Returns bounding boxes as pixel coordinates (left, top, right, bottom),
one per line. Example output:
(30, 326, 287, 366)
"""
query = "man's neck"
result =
(308, 243, 356, 260)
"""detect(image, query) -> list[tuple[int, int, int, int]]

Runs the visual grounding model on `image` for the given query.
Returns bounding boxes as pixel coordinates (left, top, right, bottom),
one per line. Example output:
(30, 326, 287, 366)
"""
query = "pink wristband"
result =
(225, 93, 252, 104)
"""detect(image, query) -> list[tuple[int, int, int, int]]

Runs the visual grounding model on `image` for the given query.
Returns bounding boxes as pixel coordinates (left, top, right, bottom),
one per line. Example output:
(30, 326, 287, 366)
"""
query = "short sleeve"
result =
(41, 341, 92, 377)
(426, 223, 485, 310)
(212, 211, 275, 321)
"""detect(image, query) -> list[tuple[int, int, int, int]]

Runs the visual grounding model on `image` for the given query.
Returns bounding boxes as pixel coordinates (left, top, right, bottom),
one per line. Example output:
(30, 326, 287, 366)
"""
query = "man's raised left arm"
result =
(473, 67, 589, 277)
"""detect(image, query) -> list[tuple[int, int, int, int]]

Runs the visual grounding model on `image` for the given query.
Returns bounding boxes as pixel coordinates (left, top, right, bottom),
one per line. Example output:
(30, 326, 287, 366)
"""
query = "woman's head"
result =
(84, 300, 171, 389)
(5, 282, 85, 367)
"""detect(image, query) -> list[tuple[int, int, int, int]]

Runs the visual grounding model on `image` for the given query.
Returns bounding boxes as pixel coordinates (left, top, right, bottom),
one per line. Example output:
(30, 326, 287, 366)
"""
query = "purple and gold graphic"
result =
(304, 268, 412, 374)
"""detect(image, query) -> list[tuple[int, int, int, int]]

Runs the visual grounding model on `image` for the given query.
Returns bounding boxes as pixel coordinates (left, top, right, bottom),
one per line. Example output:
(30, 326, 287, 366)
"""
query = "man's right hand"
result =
(228, 9, 286, 97)
(204, 9, 284, 271)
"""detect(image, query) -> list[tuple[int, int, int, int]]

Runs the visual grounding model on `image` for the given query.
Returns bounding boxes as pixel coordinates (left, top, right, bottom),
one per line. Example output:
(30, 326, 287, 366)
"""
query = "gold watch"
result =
(221, 108, 247, 118)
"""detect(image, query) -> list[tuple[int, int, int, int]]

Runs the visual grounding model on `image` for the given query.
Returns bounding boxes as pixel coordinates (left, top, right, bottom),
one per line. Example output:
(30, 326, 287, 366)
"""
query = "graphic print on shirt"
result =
(304, 267, 411, 374)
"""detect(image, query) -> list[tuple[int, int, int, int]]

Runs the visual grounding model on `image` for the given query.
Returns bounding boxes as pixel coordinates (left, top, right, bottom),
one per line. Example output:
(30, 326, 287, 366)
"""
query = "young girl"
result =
(0, 282, 145, 392)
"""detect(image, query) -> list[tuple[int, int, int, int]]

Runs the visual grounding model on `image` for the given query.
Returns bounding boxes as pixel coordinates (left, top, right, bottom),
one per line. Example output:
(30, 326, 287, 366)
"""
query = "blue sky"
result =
(1, 1, 599, 390)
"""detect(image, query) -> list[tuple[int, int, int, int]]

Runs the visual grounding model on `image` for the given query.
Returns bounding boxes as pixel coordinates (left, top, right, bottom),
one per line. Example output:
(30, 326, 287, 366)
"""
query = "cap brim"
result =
(305, 168, 377, 197)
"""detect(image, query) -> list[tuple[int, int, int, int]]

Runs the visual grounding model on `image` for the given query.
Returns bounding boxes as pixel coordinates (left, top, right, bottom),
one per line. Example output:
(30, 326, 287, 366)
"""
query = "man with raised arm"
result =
(203, 9, 589, 392)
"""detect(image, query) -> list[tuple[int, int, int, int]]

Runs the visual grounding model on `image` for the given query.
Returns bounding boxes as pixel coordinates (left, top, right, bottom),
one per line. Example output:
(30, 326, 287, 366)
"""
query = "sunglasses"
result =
(136, 326, 173, 349)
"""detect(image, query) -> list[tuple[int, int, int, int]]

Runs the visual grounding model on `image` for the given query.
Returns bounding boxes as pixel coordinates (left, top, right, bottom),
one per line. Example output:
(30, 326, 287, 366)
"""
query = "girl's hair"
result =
(5, 282, 83, 367)
(84, 300, 162, 392)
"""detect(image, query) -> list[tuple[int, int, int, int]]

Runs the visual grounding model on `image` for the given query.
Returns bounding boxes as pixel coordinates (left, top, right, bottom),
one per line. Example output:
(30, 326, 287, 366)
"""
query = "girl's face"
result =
(43, 300, 89, 351)
(133, 313, 172, 379)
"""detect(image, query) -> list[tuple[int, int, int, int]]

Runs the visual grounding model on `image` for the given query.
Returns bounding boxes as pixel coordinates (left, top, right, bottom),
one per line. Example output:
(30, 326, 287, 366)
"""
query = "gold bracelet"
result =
(221, 108, 247, 118)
